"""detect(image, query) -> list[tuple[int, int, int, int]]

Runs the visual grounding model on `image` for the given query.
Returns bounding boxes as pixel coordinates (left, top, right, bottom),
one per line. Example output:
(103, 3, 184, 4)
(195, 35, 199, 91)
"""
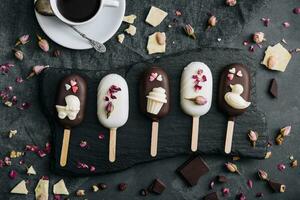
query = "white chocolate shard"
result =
(147, 32, 166, 54)
(261, 43, 292, 72)
(53, 179, 69, 195)
(117, 34, 125, 44)
(145, 6, 168, 27)
(123, 14, 137, 24)
(35, 179, 49, 200)
(125, 25, 136, 36)
(10, 180, 28, 195)
(27, 165, 36, 175)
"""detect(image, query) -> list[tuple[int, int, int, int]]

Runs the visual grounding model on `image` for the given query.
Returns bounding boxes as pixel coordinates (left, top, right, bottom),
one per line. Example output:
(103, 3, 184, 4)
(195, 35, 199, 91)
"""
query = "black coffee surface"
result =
(57, 0, 100, 22)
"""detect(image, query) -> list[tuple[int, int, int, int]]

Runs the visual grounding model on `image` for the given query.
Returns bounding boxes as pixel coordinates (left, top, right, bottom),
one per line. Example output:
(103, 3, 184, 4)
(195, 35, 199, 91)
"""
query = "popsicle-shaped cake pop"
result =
(55, 74, 87, 167)
(180, 62, 213, 152)
(140, 67, 170, 157)
(218, 63, 251, 154)
(97, 74, 129, 162)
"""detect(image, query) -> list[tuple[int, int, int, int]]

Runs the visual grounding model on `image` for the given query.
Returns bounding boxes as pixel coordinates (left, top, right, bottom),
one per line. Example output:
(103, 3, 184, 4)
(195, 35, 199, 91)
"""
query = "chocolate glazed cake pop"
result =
(218, 64, 251, 154)
(55, 74, 87, 167)
(140, 67, 170, 157)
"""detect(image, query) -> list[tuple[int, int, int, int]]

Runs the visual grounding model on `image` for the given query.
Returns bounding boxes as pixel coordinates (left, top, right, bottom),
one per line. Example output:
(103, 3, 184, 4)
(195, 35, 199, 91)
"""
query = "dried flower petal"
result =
(15, 34, 30, 46)
(0, 63, 14, 75)
(293, 7, 300, 14)
(225, 162, 241, 174)
(261, 18, 270, 27)
(258, 169, 268, 181)
(277, 163, 286, 171)
(248, 130, 258, 147)
(37, 150, 47, 157)
(77, 161, 89, 169)
(208, 15, 217, 28)
(98, 133, 105, 140)
(226, 0, 237, 6)
(175, 10, 182, 16)
(37, 35, 49, 52)
(9, 170, 17, 179)
(222, 187, 230, 196)
(18, 102, 31, 110)
(79, 140, 88, 148)
(283, 22, 290, 28)
(184, 24, 196, 39)
(253, 32, 265, 44)
(236, 193, 246, 200)
(90, 165, 96, 172)
(247, 179, 253, 188)
(280, 125, 291, 136)
(25, 144, 39, 152)
(16, 77, 24, 83)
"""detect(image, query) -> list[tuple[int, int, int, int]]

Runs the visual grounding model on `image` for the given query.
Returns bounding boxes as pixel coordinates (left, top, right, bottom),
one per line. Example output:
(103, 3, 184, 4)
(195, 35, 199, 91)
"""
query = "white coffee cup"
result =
(50, 0, 119, 26)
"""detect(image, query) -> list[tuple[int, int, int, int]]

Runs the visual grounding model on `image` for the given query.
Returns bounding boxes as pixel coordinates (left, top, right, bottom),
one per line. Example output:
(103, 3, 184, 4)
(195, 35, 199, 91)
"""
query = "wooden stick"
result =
(150, 121, 159, 157)
(109, 128, 117, 162)
(191, 116, 199, 152)
(60, 129, 71, 167)
(224, 119, 235, 154)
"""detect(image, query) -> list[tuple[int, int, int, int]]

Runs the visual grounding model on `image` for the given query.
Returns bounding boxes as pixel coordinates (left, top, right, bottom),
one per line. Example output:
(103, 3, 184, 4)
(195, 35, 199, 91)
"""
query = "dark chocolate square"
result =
(148, 179, 166, 194)
(176, 155, 209, 186)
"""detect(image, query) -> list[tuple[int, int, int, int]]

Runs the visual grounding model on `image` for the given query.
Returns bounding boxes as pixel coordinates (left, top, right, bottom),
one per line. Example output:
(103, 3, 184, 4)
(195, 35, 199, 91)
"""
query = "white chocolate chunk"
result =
(123, 14, 137, 24)
(35, 179, 49, 200)
(261, 43, 292, 72)
(11, 180, 28, 195)
(53, 179, 69, 195)
(27, 165, 36, 175)
(145, 6, 168, 27)
(117, 34, 125, 44)
(147, 32, 166, 54)
(125, 25, 136, 36)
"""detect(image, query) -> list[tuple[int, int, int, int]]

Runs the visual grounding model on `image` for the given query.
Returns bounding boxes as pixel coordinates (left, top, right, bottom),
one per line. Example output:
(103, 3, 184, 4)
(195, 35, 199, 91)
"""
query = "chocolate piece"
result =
(148, 179, 166, 194)
(55, 74, 87, 128)
(203, 192, 219, 200)
(139, 67, 170, 121)
(216, 175, 227, 183)
(176, 155, 209, 186)
(269, 78, 278, 98)
(218, 63, 251, 117)
(268, 180, 286, 193)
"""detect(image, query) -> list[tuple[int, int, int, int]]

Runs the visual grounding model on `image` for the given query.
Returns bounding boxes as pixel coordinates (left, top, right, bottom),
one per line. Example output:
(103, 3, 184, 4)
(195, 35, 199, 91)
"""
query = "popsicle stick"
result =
(150, 121, 159, 157)
(191, 117, 199, 152)
(224, 120, 235, 154)
(60, 129, 71, 167)
(109, 128, 117, 162)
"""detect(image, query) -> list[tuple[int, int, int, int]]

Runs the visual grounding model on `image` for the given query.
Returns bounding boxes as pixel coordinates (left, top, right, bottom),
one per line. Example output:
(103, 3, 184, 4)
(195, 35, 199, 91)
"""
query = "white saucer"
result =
(34, 0, 125, 50)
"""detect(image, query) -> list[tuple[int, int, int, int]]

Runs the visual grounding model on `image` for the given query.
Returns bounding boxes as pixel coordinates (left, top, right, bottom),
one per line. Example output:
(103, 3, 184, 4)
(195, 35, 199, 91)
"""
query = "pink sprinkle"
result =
(80, 140, 88, 148)
(9, 170, 17, 179)
(243, 40, 249, 46)
(90, 165, 96, 172)
(261, 18, 270, 27)
(247, 179, 253, 188)
(277, 163, 286, 171)
(98, 133, 105, 140)
(11, 96, 17, 105)
(15, 77, 24, 83)
(283, 22, 290, 28)
(222, 188, 230, 196)
(0, 63, 14, 74)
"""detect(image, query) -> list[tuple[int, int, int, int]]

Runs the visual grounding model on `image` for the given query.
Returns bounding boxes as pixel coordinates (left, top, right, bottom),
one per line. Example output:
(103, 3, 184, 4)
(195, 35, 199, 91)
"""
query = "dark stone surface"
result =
(40, 48, 267, 176)
(1, 0, 300, 199)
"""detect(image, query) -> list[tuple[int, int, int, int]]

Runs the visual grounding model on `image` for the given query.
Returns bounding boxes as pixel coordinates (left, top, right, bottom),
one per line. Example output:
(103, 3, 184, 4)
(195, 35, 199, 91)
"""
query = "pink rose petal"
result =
(247, 179, 253, 188)
(283, 22, 290, 28)
(222, 188, 230, 196)
(9, 170, 17, 179)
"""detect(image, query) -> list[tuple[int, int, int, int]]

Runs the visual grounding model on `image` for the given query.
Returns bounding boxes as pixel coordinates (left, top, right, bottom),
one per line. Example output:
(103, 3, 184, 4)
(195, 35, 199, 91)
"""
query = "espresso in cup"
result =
(57, 0, 101, 23)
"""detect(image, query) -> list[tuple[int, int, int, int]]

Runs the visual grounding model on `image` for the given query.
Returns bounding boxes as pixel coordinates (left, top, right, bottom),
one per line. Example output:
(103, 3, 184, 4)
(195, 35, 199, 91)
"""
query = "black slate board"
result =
(39, 48, 268, 176)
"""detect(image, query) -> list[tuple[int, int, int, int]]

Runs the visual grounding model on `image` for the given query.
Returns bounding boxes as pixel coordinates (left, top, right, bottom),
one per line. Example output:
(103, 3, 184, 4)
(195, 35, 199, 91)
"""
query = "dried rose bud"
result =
(13, 49, 24, 61)
(248, 130, 258, 147)
(15, 34, 30, 46)
(291, 160, 297, 168)
(258, 169, 268, 181)
(293, 7, 300, 14)
(105, 102, 114, 118)
(184, 24, 196, 39)
(76, 189, 85, 196)
(280, 125, 291, 137)
(26, 65, 50, 79)
(185, 96, 207, 105)
(225, 162, 241, 175)
(253, 32, 265, 44)
(37, 35, 49, 52)
(261, 18, 270, 27)
(208, 15, 217, 28)
(226, 0, 237, 6)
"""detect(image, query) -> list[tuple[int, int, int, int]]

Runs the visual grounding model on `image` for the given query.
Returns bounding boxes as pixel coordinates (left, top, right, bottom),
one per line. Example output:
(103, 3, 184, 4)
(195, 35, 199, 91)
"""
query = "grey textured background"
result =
(1, 0, 300, 199)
